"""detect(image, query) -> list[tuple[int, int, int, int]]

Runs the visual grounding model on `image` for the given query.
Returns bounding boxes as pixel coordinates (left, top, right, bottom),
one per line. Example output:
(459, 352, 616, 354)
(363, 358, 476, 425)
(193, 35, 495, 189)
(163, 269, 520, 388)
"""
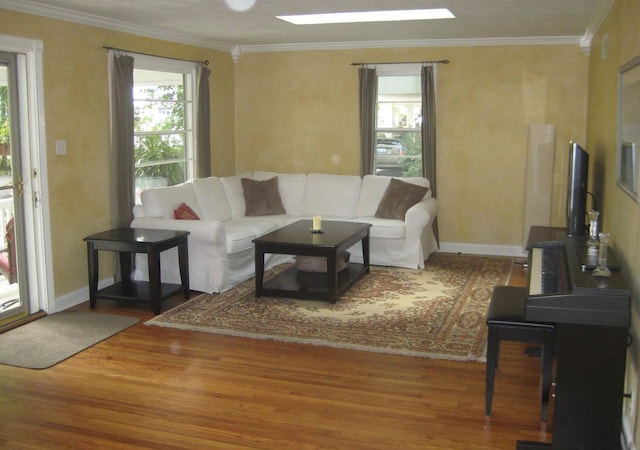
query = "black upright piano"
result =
(517, 226, 632, 450)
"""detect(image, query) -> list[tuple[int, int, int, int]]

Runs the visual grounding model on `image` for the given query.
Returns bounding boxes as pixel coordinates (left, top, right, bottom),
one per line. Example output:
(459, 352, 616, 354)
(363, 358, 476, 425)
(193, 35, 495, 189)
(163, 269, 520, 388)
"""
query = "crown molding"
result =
(0, 0, 235, 52)
(1, 0, 599, 58)
(238, 35, 583, 55)
(579, 0, 615, 50)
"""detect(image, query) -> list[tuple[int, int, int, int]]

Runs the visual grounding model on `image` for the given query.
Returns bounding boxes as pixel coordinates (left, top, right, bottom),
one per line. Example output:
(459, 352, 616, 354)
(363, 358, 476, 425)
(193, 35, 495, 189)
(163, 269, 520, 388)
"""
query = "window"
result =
(375, 64, 423, 177)
(133, 56, 196, 201)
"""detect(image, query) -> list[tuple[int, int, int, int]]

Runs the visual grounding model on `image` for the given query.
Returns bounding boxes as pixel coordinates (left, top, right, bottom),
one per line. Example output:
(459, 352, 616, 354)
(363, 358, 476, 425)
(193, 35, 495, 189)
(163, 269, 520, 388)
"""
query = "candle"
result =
(312, 215, 322, 231)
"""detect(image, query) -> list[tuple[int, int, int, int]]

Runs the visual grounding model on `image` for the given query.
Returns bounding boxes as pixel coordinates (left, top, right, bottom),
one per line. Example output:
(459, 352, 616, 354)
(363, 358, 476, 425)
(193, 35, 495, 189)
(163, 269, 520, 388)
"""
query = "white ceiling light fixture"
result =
(224, 0, 257, 12)
(277, 8, 455, 25)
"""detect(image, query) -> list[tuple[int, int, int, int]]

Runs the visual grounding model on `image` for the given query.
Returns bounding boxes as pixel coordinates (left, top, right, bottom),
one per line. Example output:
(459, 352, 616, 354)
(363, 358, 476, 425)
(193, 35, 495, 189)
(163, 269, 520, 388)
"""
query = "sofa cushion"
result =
(357, 175, 430, 217)
(221, 172, 252, 219)
(375, 178, 429, 220)
(241, 177, 286, 216)
(140, 182, 201, 219)
(238, 214, 294, 229)
(192, 177, 232, 221)
(174, 202, 200, 220)
(253, 171, 307, 215)
(302, 173, 362, 218)
(224, 219, 280, 253)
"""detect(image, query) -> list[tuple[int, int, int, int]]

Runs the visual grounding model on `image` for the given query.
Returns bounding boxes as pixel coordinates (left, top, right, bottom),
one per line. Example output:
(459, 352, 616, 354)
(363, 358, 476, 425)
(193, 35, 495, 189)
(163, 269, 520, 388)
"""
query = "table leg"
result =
(255, 246, 265, 297)
(362, 233, 370, 273)
(86, 242, 98, 309)
(147, 247, 161, 314)
(119, 251, 133, 286)
(327, 253, 338, 303)
(178, 237, 190, 299)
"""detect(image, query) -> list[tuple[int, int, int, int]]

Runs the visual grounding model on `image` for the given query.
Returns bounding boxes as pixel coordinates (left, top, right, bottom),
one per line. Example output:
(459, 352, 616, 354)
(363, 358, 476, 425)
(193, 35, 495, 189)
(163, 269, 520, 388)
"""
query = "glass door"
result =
(0, 52, 29, 323)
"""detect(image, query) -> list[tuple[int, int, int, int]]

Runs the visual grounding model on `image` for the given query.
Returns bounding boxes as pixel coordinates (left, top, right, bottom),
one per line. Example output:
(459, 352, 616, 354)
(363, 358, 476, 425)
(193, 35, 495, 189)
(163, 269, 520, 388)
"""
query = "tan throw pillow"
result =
(375, 178, 429, 220)
(174, 202, 200, 220)
(241, 176, 286, 216)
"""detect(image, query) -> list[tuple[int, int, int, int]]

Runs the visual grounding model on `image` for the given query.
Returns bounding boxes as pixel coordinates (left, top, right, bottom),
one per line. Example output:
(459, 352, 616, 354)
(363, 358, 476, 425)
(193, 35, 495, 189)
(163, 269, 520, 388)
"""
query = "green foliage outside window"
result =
(398, 132, 423, 178)
(134, 83, 187, 186)
(0, 87, 8, 144)
(0, 86, 12, 176)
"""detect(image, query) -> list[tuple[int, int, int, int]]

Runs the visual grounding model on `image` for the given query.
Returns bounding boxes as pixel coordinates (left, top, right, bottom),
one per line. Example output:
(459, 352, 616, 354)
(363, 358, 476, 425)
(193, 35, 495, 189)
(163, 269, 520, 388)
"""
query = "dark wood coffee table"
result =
(253, 220, 371, 303)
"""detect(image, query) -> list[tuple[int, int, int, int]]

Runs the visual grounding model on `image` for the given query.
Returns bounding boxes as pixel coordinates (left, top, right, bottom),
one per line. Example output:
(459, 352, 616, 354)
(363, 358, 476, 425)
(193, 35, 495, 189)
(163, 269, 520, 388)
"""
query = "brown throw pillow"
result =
(375, 178, 429, 220)
(174, 202, 200, 220)
(241, 177, 286, 216)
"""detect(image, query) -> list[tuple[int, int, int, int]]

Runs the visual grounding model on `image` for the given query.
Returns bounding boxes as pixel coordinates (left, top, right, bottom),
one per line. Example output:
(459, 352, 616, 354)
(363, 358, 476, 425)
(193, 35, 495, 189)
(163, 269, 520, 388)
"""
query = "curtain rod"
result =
(103, 46, 209, 66)
(351, 59, 449, 66)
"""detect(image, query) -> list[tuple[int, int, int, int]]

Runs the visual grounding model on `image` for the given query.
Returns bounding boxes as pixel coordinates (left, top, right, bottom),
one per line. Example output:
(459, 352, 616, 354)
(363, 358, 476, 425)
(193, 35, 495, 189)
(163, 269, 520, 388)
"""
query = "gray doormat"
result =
(0, 311, 140, 369)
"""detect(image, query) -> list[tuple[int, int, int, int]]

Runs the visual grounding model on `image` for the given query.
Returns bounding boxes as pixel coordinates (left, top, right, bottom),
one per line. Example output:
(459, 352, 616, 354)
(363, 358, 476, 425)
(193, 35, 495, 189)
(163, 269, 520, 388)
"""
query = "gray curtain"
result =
(111, 54, 135, 229)
(421, 65, 439, 246)
(196, 65, 211, 178)
(358, 67, 377, 176)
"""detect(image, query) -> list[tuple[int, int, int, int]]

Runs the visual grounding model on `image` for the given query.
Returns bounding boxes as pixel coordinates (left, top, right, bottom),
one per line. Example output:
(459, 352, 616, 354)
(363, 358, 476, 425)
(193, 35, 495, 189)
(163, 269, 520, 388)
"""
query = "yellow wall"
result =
(0, 9, 236, 296)
(235, 45, 589, 247)
(586, 1, 640, 446)
(1, 9, 590, 299)
(4, 2, 640, 444)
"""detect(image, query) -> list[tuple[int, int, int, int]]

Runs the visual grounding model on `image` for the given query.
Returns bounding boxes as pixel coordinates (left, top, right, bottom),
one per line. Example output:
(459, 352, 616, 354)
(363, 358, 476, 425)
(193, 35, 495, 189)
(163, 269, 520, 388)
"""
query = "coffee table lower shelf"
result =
(261, 263, 367, 302)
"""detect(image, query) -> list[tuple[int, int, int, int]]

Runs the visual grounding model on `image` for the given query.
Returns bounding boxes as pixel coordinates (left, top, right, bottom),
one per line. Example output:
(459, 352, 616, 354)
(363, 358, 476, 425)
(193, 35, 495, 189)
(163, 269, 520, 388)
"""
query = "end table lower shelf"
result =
(95, 281, 186, 305)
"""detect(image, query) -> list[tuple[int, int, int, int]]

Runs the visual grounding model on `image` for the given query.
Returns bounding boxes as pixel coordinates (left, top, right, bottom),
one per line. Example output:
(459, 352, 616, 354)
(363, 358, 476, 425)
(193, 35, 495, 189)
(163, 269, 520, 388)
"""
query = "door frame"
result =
(0, 34, 54, 315)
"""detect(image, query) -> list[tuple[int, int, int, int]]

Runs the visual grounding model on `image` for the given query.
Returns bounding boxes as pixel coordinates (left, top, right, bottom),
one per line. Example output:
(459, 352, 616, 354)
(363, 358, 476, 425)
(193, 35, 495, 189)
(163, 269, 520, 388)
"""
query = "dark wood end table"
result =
(253, 220, 371, 303)
(84, 227, 190, 314)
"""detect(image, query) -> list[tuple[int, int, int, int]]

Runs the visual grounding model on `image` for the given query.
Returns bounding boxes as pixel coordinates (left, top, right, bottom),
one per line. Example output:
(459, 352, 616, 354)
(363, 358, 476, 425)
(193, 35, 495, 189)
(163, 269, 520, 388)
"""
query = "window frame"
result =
(132, 54, 197, 193)
(374, 64, 423, 178)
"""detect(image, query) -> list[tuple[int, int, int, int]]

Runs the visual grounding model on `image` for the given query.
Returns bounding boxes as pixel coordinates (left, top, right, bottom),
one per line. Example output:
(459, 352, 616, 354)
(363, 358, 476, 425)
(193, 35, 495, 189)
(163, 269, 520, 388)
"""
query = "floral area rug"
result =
(146, 253, 514, 361)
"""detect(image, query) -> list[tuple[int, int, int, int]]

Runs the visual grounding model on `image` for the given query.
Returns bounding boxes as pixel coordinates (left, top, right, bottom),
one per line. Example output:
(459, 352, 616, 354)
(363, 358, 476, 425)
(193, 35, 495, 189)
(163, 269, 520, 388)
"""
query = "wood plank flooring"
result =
(0, 258, 552, 449)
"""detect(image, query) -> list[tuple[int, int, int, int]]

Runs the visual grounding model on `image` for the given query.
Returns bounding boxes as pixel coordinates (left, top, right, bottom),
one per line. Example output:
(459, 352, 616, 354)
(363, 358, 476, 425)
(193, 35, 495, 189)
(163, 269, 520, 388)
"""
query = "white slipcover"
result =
(131, 172, 438, 293)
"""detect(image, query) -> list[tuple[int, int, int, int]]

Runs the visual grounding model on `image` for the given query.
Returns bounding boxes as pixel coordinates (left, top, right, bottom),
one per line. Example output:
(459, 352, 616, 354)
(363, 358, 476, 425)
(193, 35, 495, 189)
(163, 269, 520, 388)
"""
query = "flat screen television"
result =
(566, 141, 589, 236)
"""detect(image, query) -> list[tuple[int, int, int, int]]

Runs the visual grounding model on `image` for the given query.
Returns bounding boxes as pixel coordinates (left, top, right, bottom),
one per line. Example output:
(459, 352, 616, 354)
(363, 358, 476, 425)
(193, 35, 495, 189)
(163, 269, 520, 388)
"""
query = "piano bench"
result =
(485, 285, 555, 422)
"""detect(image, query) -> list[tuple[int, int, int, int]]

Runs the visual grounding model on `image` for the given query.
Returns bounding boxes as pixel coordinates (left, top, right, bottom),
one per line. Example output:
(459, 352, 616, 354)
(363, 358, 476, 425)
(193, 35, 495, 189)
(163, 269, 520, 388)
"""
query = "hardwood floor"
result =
(0, 258, 552, 449)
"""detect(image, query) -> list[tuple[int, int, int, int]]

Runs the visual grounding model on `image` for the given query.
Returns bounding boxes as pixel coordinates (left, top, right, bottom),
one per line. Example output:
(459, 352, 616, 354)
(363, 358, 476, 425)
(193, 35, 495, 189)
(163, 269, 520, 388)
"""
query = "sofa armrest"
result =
(405, 197, 439, 238)
(130, 217, 226, 248)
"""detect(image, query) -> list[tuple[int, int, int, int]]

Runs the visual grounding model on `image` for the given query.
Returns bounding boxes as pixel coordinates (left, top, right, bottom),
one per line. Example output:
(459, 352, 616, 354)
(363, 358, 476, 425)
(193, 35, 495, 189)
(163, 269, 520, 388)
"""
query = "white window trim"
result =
(133, 53, 198, 75)
(104, 52, 196, 186)
(376, 63, 421, 76)
(374, 63, 438, 178)
(133, 54, 197, 184)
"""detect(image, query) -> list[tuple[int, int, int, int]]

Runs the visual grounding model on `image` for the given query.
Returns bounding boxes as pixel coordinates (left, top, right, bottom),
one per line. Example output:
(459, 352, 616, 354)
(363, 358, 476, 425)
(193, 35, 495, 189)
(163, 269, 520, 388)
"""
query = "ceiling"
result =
(1, 0, 613, 53)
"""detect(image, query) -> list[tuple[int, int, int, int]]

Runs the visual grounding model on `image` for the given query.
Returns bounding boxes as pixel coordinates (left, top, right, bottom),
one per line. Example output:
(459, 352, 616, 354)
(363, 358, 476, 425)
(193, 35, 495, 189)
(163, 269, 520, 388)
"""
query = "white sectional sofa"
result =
(131, 172, 439, 294)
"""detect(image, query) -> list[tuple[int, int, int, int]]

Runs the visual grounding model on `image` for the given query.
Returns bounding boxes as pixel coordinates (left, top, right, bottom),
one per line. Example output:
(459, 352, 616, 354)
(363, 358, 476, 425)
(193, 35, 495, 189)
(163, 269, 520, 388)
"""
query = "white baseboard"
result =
(622, 417, 636, 450)
(438, 242, 528, 258)
(54, 277, 114, 312)
(622, 361, 638, 450)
